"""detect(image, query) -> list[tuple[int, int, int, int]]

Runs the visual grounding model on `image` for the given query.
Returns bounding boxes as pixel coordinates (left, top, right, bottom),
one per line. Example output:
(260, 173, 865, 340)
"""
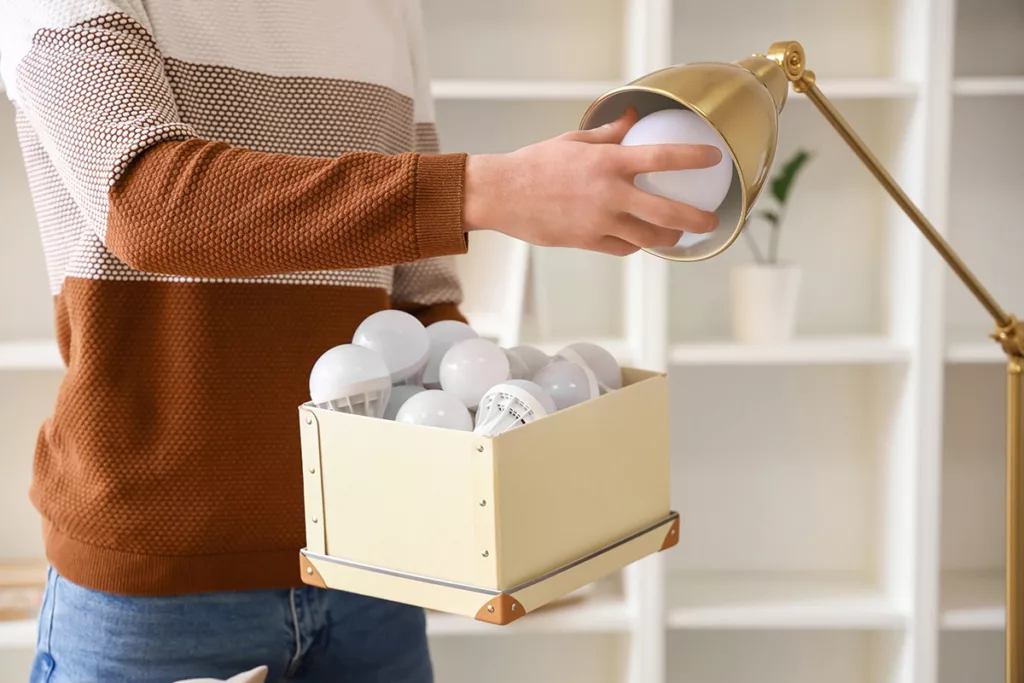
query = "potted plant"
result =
(730, 149, 813, 343)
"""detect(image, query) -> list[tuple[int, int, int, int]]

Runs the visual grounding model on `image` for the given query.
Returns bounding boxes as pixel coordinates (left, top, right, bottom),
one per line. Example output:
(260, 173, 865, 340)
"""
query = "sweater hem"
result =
(42, 519, 305, 596)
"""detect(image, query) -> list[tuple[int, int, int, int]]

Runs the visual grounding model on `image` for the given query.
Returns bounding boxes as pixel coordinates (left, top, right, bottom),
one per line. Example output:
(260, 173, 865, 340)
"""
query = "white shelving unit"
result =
(0, 0, 1019, 682)
(423, 0, 1021, 682)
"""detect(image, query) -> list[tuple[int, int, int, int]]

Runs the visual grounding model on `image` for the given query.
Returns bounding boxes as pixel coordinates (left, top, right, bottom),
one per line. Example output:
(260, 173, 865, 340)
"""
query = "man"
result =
(0, 1, 721, 681)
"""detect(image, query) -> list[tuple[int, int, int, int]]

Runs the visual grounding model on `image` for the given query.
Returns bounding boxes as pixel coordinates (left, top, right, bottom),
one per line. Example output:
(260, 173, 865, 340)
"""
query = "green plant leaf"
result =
(759, 210, 780, 226)
(769, 149, 812, 205)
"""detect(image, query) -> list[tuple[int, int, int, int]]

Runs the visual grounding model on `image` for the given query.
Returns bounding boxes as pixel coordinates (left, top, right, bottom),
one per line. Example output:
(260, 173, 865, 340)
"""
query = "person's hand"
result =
(462, 107, 722, 256)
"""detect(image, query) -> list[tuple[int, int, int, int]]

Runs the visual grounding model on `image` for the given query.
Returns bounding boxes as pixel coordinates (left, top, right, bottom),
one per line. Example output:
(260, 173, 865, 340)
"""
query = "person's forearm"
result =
(107, 139, 468, 278)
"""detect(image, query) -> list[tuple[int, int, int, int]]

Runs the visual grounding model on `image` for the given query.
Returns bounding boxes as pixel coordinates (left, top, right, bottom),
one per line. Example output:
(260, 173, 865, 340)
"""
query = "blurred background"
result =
(1, 0, 1022, 681)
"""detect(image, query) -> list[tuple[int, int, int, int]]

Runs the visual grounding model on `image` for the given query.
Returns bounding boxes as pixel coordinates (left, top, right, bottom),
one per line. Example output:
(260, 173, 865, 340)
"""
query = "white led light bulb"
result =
(308, 344, 392, 417)
(353, 310, 430, 386)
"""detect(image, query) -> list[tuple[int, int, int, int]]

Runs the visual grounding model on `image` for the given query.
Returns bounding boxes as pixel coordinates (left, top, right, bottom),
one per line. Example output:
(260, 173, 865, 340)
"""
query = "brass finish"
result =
(475, 594, 526, 626)
(299, 554, 327, 589)
(1011, 358, 1023, 683)
(660, 517, 680, 551)
(585, 40, 1023, 679)
(579, 56, 787, 262)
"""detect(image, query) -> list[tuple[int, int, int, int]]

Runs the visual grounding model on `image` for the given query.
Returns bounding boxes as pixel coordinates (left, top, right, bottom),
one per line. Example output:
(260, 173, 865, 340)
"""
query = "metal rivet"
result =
(476, 445, 484, 453)
(312, 516, 318, 523)
(486, 605, 494, 613)
(306, 566, 313, 575)
(481, 550, 489, 558)
(511, 603, 517, 611)
(305, 415, 313, 425)
(309, 466, 316, 474)
(670, 528, 676, 535)
(479, 499, 487, 507)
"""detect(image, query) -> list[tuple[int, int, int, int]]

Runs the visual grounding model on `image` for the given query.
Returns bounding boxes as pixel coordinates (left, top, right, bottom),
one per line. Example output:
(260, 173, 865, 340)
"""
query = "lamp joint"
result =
(992, 315, 1024, 359)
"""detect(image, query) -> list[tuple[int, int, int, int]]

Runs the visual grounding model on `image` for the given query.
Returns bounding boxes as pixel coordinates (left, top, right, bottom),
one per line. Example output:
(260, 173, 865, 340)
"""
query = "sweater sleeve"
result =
(3, 2, 468, 279)
(390, 0, 467, 325)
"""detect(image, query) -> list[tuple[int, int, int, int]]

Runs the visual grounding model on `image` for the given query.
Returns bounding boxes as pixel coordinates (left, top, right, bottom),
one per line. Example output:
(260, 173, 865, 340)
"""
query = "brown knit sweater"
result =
(1, 1, 469, 595)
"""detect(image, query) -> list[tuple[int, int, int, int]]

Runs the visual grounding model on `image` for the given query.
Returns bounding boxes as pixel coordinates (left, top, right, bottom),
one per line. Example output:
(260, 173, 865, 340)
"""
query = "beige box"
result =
(297, 367, 677, 625)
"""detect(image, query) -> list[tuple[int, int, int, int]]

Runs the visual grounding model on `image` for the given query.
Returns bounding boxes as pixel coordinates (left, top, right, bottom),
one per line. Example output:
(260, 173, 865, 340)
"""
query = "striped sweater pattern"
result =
(0, 0, 469, 595)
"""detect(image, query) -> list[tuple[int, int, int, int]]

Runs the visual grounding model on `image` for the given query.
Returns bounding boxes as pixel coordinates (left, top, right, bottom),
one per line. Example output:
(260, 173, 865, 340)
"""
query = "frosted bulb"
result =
(474, 382, 555, 436)
(504, 348, 530, 380)
(508, 345, 550, 377)
(439, 338, 511, 408)
(531, 360, 600, 411)
(395, 389, 473, 431)
(621, 109, 733, 250)
(352, 310, 430, 385)
(506, 379, 558, 415)
(308, 344, 392, 417)
(383, 384, 427, 421)
(555, 342, 622, 394)
(423, 320, 479, 389)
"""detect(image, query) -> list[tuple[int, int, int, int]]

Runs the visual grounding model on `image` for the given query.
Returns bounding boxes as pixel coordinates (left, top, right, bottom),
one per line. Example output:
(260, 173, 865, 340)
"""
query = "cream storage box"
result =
(297, 367, 677, 625)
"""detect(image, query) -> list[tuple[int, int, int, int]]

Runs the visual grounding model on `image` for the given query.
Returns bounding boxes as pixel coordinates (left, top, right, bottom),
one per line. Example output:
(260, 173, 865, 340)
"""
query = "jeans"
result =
(29, 567, 433, 683)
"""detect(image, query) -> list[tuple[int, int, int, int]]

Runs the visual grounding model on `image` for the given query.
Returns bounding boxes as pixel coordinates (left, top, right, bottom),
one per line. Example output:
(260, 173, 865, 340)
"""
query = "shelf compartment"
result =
(940, 632, 1005, 683)
(672, 0, 904, 79)
(0, 619, 35, 651)
(669, 99, 914, 343)
(668, 365, 896, 575)
(668, 629, 903, 683)
(941, 570, 1004, 631)
(422, 0, 624, 82)
(945, 98, 1024, 336)
(670, 336, 909, 366)
(953, 0, 1024, 78)
(430, 633, 627, 683)
(0, 340, 62, 371)
(667, 572, 904, 630)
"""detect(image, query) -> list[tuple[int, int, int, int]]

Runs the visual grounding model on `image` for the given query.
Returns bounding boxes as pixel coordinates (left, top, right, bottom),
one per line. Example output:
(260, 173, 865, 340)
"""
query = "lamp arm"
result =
(765, 42, 1023, 356)
(766, 41, 1024, 683)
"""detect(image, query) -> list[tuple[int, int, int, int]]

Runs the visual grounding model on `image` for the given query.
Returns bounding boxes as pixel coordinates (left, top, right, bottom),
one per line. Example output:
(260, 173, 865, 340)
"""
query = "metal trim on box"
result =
(299, 511, 679, 624)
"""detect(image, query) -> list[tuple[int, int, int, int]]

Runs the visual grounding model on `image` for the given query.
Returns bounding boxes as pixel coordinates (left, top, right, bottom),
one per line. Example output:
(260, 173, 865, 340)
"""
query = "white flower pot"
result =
(729, 264, 801, 343)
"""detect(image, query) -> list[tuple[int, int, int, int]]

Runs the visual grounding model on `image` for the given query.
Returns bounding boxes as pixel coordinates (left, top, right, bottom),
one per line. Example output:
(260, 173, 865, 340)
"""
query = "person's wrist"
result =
(463, 153, 503, 232)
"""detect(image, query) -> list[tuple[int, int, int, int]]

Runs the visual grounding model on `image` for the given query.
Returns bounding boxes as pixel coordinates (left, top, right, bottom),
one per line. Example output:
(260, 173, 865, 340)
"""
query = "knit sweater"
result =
(0, 0, 469, 596)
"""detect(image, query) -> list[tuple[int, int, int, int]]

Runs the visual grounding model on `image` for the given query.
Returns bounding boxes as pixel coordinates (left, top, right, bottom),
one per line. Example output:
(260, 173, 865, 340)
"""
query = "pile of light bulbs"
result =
(308, 310, 622, 436)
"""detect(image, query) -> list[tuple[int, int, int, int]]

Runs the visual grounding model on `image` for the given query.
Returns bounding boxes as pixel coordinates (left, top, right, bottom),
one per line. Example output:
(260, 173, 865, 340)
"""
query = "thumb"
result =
(562, 107, 638, 144)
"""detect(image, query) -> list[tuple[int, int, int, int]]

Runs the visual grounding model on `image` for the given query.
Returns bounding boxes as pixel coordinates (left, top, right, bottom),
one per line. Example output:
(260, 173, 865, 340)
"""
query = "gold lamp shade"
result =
(579, 54, 792, 262)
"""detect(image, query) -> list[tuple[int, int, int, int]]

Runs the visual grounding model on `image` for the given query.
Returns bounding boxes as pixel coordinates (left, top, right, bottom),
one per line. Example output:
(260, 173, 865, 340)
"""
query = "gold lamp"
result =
(581, 41, 1024, 682)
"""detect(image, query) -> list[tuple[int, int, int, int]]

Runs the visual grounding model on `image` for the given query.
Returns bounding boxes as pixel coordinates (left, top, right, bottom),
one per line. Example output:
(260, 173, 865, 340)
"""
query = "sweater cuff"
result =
(415, 153, 469, 259)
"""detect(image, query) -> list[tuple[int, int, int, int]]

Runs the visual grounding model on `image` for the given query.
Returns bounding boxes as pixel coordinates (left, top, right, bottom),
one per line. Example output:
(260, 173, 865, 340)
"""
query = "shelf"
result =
(941, 571, 1004, 631)
(669, 337, 910, 366)
(945, 342, 1006, 364)
(427, 594, 628, 635)
(667, 573, 905, 630)
(954, 77, 1024, 97)
(0, 340, 62, 371)
(431, 78, 916, 102)
(431, 80, 619, 101)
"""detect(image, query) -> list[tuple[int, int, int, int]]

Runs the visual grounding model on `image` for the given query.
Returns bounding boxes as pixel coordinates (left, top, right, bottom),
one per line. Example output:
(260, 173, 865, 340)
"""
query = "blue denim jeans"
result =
(29, 568, 433, 683)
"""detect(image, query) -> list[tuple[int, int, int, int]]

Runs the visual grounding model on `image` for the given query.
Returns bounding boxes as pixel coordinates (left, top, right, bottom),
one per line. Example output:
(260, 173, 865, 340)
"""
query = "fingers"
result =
(562, 107, 639, 145)
(591, 235, 641, 257)
(625, 188, 719, 234)
(617, 143, 723, 175)
(611, 214, 686, 250)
